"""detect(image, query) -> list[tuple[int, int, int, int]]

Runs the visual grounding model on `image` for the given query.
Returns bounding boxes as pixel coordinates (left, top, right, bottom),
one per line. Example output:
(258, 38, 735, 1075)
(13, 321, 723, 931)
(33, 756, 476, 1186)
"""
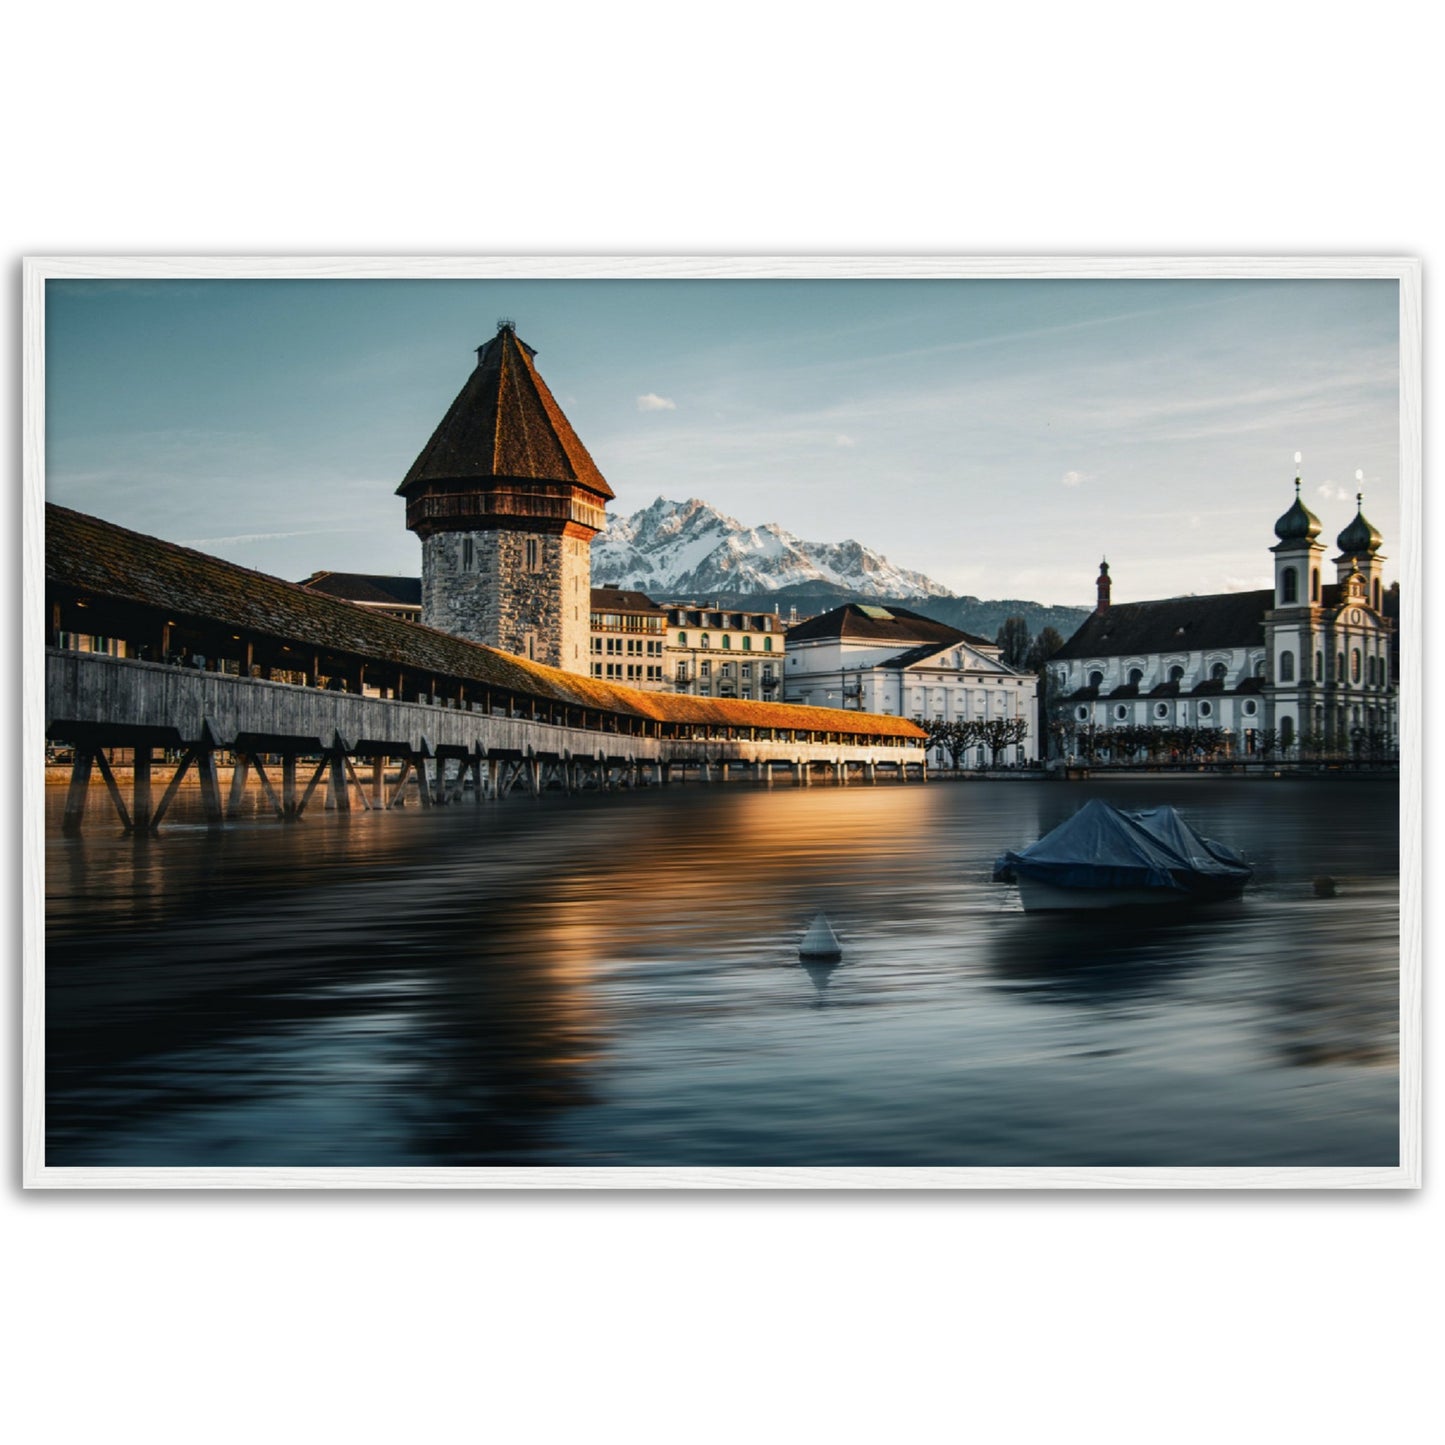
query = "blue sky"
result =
(44, 277, 1400, 607)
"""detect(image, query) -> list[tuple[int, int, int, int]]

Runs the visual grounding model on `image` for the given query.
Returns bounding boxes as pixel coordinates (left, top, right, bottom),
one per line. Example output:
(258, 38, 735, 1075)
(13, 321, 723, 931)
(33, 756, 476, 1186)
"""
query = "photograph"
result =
(28, 262, 1418, 1183)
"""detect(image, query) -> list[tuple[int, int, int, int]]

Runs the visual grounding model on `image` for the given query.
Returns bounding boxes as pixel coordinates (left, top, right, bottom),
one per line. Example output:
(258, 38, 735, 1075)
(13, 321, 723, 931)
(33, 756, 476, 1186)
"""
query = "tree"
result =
(995, 615, 1031, 670)
(979, 716, 1030, 766)
(1024, 626, 1065, 674)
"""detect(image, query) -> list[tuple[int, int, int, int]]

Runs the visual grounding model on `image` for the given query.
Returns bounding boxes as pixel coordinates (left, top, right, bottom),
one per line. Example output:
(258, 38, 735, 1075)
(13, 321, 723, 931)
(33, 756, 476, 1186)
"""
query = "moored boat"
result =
(992, 799, 1252, 911)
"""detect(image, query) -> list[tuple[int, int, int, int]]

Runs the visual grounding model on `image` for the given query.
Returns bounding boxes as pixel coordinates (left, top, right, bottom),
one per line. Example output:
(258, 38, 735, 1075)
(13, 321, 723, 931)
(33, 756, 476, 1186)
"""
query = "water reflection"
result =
(45, 779, 1400, 1167)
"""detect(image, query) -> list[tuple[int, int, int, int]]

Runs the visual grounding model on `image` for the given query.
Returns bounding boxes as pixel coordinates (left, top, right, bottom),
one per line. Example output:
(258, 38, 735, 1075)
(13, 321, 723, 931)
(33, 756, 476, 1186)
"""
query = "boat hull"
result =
(1016, 876, 1246, 912)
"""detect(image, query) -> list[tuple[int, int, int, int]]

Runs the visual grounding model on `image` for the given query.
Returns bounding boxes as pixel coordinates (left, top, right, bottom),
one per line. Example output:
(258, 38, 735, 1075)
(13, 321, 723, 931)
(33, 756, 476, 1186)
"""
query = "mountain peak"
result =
(593, 496, 953, 600)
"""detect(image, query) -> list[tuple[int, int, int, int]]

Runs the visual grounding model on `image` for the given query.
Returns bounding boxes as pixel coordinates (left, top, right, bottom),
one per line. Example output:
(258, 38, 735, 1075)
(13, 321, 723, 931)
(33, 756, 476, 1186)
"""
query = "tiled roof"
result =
(1053, 591, 1271, 660)
(299, 572, 421, 606)
(786, 603, 991, 650)
(397, 325, 614, 501)
(590, 587, 667, 614)
(47, 505, 920, 741)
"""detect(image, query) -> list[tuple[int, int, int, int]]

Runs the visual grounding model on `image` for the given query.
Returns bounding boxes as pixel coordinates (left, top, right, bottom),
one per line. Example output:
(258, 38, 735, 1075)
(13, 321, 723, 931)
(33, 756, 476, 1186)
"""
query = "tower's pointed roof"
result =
(397, 324, 614, 500)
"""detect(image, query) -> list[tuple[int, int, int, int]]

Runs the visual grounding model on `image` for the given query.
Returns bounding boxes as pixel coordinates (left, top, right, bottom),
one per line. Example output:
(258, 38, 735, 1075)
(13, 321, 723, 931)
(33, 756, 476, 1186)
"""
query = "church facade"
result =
(1046, 483, 1397, 760)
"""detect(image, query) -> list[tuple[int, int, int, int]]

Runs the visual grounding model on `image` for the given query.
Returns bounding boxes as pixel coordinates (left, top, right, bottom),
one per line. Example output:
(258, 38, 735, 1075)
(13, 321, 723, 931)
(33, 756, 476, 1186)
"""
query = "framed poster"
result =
(22, 256, 1421, 1188)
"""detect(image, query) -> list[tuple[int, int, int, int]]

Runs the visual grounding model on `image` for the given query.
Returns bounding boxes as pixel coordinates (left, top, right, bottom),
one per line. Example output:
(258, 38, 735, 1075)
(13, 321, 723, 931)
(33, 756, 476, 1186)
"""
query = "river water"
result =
(44, 777, 1399, 1169)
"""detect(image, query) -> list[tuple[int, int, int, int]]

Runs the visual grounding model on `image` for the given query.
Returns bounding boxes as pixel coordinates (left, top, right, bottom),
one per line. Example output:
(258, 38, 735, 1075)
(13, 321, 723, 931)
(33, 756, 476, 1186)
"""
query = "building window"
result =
(1115, 704, 1128, 721)
(700, 634, 710, 650)
(591, 662, 601, 677)
(1279, 650, 1295, 682)
(1242, 699, 1257, 717)
(1281, 567, 1298, 604)
(525, 538, 541, 571)
(742, 636, 751, 651)
(1210, 662, 1227, 682)
(1199, 701, 1212, 718)
(742, 663, 752, 679)
(700, 660, 711, 678)
(1155, 702, 1169, 719)
(764, 637, 773, 652)
(1315, 650, 1323, 683)
(1169, 665, 1185, 683)
(1281, 716, 1295, 749)
(1372, 578, 1381, 611)
(722, 636, 731, 649)
(678, 632, 687, 647)
(1366, 655, 1376, 686)
(1312, 567, 1321, 602)
(1351, 648, 1361, 683)
(1087, 669, 1104, 688)
(462, 536, 474, 570)
(1076, 706, 1089, 721)
(1127, 667, 1143, 686)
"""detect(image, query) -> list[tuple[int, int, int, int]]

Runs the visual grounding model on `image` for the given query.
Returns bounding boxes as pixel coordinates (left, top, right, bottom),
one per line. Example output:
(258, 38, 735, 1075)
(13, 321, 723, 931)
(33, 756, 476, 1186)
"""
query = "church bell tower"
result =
(397, 322, 613, 673)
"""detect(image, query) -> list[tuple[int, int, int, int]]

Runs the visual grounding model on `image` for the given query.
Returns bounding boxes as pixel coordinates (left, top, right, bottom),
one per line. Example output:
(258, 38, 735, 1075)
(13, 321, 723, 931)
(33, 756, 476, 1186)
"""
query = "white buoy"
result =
(799, 912, 842, 961)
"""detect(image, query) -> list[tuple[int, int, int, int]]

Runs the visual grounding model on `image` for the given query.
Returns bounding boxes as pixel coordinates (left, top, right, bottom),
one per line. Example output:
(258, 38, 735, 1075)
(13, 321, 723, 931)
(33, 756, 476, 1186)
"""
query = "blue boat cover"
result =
(992, 799, 1252, 893)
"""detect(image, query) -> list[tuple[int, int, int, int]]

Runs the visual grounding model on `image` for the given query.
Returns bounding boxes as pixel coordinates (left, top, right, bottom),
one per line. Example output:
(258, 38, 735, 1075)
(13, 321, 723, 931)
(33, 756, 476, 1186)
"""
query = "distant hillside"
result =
(685, 582, 1090, 646)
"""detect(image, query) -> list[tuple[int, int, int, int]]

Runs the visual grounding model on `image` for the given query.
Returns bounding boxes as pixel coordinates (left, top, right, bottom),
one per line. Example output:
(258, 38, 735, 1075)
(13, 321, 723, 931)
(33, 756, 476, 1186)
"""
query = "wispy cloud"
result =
(834, 433, 858, 448)
(1061, 469, 1089, 488)
(1317, 482, 1352, 502)
(636, 393, 676, 412)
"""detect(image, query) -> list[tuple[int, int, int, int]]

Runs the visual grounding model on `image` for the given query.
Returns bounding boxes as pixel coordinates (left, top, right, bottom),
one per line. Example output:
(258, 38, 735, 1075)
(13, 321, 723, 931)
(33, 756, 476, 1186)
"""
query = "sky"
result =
(43, 276, 1401, 608)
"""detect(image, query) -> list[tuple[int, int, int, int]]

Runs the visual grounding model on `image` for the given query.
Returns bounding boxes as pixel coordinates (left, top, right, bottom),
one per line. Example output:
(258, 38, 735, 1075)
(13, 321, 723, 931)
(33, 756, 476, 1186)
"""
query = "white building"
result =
(783, 603, 1039, 766)
(1046, 484, 1397, 759)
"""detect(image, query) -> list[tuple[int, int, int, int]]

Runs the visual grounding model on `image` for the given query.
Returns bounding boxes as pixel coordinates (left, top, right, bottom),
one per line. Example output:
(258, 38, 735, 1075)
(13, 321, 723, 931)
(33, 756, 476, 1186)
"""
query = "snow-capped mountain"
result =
(592, 497, 953, 600)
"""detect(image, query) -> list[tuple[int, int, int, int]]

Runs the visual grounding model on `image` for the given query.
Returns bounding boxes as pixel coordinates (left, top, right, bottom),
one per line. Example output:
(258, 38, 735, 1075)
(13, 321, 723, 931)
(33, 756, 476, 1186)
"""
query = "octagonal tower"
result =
(398, 323, 613, 673)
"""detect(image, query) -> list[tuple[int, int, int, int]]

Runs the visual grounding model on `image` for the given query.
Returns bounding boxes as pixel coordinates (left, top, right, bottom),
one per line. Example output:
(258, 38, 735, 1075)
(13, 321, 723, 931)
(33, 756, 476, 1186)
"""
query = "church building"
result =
(1046, 479, 1397, 759)
(397, 322, 613, 674)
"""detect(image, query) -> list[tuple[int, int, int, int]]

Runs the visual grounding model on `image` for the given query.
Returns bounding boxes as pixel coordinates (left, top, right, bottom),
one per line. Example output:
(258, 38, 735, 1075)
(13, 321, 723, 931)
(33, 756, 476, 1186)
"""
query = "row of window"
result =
(677, 661, 776, 681)
(676, 632, 774, 652)
(590, 613, 667, 633)
(1277, 648, 1388, 686)
(591, 663, 665, 682)
(1077, 698, 1262, 722)
(591, 637, 664, 656)
(457, 537, 544, 572)
(669, 611, 777, 632)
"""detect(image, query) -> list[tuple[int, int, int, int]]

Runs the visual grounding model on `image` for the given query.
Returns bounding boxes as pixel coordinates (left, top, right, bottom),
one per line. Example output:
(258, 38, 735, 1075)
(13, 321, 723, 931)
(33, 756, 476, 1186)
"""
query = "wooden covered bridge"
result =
(45, 505, 928, 832)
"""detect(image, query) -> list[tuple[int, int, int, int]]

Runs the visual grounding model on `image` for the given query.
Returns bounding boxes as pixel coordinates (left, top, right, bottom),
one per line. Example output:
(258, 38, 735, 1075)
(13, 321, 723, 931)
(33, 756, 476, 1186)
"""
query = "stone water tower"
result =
(397, 322, 613, 673)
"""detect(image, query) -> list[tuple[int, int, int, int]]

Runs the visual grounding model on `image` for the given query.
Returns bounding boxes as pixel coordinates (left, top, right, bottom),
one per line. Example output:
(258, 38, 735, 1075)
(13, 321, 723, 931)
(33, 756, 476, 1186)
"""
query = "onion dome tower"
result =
(1334, 492, 1386, 611)
(1270, 472, 1323, 608)
(398, 322, 614, 673)
(1095, 558, 1111, 612)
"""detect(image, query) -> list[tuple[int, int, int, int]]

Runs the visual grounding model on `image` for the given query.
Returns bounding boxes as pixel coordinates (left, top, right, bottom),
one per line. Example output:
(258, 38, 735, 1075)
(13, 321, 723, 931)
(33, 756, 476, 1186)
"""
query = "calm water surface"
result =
(45, 778, 1399, 1168)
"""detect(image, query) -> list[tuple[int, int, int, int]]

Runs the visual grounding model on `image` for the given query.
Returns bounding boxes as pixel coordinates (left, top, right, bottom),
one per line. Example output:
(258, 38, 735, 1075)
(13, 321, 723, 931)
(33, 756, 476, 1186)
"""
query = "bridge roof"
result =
(397, 324, 614, 501)
(47, 504, 922, 741)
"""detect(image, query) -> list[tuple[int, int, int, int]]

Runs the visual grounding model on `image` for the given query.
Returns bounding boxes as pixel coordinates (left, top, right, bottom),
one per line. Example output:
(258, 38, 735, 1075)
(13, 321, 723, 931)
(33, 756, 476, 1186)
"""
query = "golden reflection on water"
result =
(44, 778, 1400, 1167)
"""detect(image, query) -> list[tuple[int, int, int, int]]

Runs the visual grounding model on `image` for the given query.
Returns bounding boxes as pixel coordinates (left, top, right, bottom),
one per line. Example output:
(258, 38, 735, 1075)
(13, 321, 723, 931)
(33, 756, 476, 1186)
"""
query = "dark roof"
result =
(47, 504, 921, 741)
(299, 572, 421, 607)
(590, 587, 667, 614)
(1053, 591, 1271, 660)
(786, 603, 990, 649)
(397, 325, 614, 501)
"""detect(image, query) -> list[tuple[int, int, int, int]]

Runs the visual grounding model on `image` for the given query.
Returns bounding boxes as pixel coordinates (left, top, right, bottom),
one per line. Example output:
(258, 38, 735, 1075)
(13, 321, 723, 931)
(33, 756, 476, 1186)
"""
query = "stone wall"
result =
(422, 529, 591, 673)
